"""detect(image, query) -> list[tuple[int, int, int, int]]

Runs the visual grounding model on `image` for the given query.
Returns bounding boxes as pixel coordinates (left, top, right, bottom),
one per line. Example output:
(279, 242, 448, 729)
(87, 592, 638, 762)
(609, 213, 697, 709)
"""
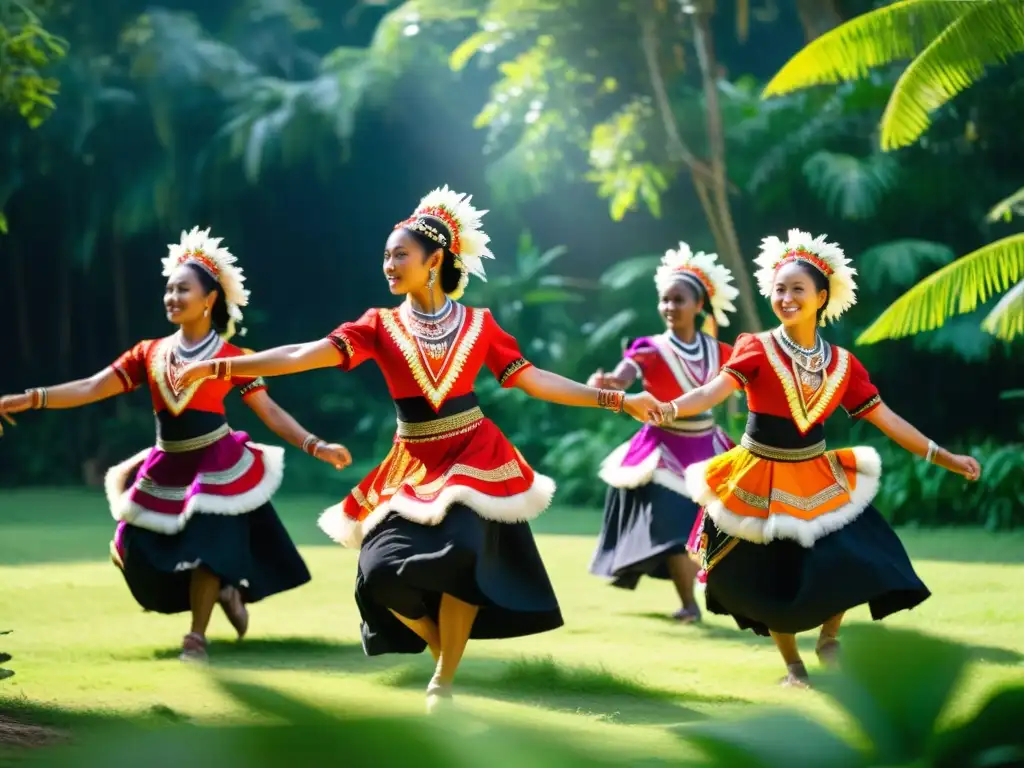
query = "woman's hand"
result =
(172, 361, 215, 393)
(0, 393, 32, 435)
(945, 453, 981, 481)
(623, 392, 664, 424)
(586, 369, 609, 388)
(314, 442, 353, 470)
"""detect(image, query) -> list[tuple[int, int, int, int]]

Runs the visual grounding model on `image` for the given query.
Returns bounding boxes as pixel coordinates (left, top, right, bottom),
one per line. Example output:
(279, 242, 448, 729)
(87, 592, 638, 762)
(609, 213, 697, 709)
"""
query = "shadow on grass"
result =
(380, 655, 750, 726)
(627, 611, 1024, 665)
(114, 637, 412, 675)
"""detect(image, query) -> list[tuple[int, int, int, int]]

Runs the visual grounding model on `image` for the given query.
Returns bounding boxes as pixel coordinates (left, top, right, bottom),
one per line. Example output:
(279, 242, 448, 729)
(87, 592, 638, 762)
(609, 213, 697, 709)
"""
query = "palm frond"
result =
(802, 150, 899, 220)
(986, 184, 1024, 222)
(857, 233, 1024, 344)
(982, 278, 1024, 341)
(879, 0, 1024, 150)
(762, 0, 971, 98)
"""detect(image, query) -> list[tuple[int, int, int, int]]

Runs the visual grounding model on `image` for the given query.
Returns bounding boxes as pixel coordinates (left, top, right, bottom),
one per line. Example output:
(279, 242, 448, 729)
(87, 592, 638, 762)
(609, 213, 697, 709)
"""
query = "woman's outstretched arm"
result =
(666, 373, 739, 419)
(244, 390, 352, 470)
(513, 366, 662, 423)
(176, 340, 341, 389)
(0, 368, 127, 423)
(863, 403, 980, 480)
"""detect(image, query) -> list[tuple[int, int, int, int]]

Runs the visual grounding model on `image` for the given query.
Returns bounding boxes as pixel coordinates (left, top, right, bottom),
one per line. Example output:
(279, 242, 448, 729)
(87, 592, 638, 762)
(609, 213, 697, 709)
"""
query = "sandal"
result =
(816, 635, 841, 668)
(179, 632, 208, 663)
(219, 585, 249, 640)
(779, 662, 810, 689)
(672, 603, 703, 624)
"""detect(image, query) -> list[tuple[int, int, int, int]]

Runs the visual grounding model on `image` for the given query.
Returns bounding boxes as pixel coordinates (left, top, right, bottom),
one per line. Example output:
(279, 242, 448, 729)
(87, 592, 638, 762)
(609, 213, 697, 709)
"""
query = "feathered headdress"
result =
(162, 226, 249, 326)
(654, 242, 739, 327)
(396, 185, 494, 300)
(753, 229, 856, 325)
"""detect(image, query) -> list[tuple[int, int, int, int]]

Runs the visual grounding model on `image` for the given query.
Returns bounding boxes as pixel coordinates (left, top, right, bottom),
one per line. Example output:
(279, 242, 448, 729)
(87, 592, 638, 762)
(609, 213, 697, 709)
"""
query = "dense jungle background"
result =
(1, 0, 1021, 527)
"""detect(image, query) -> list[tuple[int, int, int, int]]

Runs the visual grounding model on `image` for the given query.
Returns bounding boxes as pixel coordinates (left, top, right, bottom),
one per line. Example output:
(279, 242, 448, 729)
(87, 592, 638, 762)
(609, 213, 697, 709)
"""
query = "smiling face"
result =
(383, 228, 443, 296)
(658, 280, 704, 335)
(771, 260, 828, 328)
(164, 264, 214, 326)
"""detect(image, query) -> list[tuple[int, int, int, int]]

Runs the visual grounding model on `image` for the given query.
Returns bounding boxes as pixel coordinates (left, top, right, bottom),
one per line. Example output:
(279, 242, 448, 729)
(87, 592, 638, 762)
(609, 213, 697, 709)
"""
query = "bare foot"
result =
(672, 603, 702, 624)
(425, 681, 453, 714)
(779, 662, 810, 689)
(179, 632, 208, 663)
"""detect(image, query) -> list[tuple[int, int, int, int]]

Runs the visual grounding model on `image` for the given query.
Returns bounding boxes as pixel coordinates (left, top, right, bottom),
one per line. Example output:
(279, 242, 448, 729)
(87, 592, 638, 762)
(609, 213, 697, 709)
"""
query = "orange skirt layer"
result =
(683, 445, 881, 548)
(318, 418, 555, 548)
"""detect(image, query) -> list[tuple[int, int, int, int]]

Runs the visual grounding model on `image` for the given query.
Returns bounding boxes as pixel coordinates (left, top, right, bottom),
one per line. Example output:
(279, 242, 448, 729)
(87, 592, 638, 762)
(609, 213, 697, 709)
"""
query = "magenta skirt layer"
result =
(598, 424, 733, 497)
(105, 430, 285, 541)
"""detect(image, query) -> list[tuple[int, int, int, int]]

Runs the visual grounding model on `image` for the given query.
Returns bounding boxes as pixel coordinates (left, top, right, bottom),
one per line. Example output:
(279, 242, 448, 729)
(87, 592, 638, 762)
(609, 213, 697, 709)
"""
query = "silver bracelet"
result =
(301, 434, 319, 455)
(925, 440, 938, 464)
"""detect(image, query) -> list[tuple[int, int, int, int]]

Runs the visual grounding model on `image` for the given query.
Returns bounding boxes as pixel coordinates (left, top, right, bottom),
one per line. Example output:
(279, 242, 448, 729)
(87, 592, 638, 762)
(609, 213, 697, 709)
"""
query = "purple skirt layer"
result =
(105, 431, 285, 537)
(598, 425, 733, 497)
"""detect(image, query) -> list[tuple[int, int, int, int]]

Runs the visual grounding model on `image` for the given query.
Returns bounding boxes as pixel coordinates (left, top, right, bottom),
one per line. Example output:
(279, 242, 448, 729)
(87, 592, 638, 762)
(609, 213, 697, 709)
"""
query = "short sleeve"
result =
(720, 333, 762, 387)
(842, 353, 882, 419)
(230, 348, 269, 399)
(622, 337, 659, 377)
(716, 340, 734, 368)
(110, 340, 152, 392)
(484, 310, 533, 387)
(326, 308, 379, 372)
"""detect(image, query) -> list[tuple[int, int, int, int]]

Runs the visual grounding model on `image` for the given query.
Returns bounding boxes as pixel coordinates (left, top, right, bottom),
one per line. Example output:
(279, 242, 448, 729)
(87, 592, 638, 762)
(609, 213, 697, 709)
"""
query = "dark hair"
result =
(185, 263, 231, 334)
(794, 260, 831, 323)
(405, 222, 463, 295)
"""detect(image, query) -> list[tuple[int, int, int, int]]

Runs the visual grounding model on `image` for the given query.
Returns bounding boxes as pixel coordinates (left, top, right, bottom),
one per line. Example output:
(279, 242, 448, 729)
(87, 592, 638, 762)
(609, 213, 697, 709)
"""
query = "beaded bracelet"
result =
(25, 388, 47, 410)
(597, 389, 625, 413)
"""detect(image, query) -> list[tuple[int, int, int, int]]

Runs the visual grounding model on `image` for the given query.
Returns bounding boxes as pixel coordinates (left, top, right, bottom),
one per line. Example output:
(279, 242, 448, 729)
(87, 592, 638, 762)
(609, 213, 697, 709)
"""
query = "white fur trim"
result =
(317, 473, 557, 549)
(598, 441, 692, 497)
(105, 444, 285, 534)
(684, 446, 881, 548)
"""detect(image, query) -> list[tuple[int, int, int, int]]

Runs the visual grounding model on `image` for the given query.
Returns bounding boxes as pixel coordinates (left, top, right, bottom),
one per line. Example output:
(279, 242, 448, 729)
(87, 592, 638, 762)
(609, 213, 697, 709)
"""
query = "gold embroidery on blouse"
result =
(380, 306, 484, 410)
(758, 332, 849, 433)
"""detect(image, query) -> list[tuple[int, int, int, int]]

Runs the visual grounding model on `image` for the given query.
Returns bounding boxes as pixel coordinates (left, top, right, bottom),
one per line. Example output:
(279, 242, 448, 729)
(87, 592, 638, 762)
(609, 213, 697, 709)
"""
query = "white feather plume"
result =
(753, 229, 857, 325)
(408, 185, 494, 300)
(654, 242, 739, 327)
(162, 226, 249, 323)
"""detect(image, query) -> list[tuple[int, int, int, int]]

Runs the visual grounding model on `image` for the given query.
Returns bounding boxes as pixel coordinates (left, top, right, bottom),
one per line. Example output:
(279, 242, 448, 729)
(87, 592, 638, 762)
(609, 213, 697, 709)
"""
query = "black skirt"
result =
(117, 503, 311, 615)
(355, 504, 563, 655)
(701, 505, 930, 636)
(589, 483, 698, 590)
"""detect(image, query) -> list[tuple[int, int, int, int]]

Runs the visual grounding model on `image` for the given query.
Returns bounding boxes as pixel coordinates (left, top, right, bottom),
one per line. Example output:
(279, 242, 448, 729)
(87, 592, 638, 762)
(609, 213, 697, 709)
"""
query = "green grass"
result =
(1, 487, 1023, 761)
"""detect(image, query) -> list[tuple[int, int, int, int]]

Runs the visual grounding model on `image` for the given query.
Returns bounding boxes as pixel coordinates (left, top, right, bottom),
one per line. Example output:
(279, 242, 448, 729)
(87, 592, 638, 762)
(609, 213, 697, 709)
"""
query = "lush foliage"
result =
(764, 0, 1024, 343)
(0, 0, 1020, 528)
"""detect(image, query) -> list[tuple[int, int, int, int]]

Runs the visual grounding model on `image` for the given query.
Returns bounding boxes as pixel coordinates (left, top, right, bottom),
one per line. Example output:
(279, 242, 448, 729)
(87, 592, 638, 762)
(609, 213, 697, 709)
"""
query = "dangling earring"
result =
(427, 267, 438, 290)
(204, 306, 210, 318)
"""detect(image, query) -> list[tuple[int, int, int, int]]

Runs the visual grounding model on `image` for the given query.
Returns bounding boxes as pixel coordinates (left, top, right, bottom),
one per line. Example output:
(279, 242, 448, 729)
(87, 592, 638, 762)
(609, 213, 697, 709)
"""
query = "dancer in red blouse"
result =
(587, 243, 738, 621)
(174, 186, 661, 711)
(648, 229, 981, 687)
(0, 227, 350, 661)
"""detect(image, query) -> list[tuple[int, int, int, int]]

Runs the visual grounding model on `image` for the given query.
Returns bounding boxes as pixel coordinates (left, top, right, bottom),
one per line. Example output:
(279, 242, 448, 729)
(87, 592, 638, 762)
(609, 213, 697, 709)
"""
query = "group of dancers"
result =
(0, 185, 983, 708)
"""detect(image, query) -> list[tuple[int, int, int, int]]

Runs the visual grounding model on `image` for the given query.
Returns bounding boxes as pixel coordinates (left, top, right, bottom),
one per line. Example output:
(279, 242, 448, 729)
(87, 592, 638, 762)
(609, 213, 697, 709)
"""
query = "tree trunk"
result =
(690, 8, 761, 332)
(795, 0, 844, 41)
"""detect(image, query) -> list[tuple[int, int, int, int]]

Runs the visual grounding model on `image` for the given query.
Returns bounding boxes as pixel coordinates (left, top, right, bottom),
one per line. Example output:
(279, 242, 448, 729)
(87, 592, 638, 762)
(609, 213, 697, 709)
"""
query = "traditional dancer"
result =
(172, 186, 662, 710)
(0, 227, 350, 661)
(587, 243, 738, 621)
(649, 229, 981, 687)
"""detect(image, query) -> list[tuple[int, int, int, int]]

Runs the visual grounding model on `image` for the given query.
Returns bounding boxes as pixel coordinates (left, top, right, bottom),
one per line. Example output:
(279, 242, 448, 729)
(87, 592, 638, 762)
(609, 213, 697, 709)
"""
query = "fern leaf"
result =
(802, 150, 899, 220)
(986, 184, 1024, 222)
(857, 239, 956, 291)
(982, 278, 1024, 341)
(879, 0, 1024, 150)
(857, 233, 1024, 344)
(763, 0, 972, 98)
